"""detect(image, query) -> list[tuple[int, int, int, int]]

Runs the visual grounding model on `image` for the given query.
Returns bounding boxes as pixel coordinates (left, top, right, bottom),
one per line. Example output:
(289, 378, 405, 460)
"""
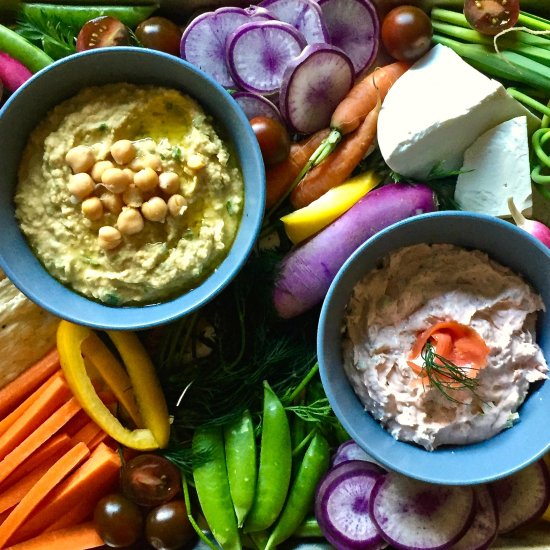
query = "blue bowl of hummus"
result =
(0, 47, 265, 329)
(318, 211, 550, 485)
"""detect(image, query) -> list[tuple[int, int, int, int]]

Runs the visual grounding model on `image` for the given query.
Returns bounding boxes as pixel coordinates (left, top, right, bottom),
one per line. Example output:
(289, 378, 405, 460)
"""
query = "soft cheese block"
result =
(377, 44, 537, 179)
(455, 116, 532, 217)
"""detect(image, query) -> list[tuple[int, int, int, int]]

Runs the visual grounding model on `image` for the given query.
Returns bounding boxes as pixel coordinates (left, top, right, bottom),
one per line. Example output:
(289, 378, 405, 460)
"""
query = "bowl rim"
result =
(0, 47, 265, 330)
(318, 210, 550, 485)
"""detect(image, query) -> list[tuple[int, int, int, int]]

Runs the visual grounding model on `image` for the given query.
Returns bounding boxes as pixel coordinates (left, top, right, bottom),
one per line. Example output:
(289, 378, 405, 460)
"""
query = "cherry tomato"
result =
(121, 454, 181, 507)
(464, 0, 519, 36)
(250, 116, 291, 167)
(135, 17, 183, 57)
(94, 493, 143, 548)
(381, 6, 432, 62)
(76, 16, 130, 52)
(145, 500, 194, 550)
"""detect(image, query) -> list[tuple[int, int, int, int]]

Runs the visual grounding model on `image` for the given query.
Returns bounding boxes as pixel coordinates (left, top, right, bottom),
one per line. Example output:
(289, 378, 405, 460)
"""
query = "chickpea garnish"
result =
(65, 145, 95, 173)
(117, 208, 144, 235)
(101, 167, 133, 194)
(68, 173, 95, 201)
(167, 194, 187, 217)
(134, 167, 159, 192)
(187, 153, 206, 170)
(99, 191, 124, 215)
(91, 160, 114, 182)
(81, 197, 104, 221)
(110, 140, 136, 165)
(129, 153, 162, 172)
(98, 226, 122, 250)
(142, 197, 168, 223)
(122, 185, 144, 208)
(159, 172, 180, 195)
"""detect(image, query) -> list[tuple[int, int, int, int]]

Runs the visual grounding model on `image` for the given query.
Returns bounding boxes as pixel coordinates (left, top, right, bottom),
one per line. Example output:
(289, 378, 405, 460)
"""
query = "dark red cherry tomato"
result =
(250, 116, 291, 167)
(464, 0, 519, 36)
(76, 16, 130, 52)
(94, 493, 143, 548)
(381, 6, 433, 61)
(145, 501, 194, 550)
(135, 17, 183, 57)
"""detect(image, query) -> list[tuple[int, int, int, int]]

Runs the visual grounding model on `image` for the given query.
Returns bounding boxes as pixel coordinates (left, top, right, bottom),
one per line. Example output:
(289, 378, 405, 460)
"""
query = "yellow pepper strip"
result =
(80, 332, 143, 428)
(57, 321, 169, 450)
(281, 170, 382, 245)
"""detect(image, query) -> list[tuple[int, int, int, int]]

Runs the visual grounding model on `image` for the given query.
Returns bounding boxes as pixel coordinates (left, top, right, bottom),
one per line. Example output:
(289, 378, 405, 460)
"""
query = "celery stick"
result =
(0, 23, 52, 72)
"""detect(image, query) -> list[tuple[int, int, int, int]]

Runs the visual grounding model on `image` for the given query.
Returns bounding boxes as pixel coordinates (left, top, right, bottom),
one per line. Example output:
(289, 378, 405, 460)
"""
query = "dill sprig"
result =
(420, 342, 480, 404)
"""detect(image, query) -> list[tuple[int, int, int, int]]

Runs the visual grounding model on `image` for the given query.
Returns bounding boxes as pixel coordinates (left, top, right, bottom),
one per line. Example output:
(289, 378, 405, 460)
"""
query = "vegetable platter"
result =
(1, 0, 550, 549)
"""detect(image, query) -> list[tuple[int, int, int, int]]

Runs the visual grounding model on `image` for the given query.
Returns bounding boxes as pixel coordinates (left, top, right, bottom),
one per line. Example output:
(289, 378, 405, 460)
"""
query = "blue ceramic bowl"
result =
(318, 211, 550, 485)
(0, 47, 264, 330)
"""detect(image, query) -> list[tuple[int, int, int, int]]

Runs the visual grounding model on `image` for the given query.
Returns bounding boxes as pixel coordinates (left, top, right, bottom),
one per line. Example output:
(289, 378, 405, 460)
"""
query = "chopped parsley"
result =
(98, 123, 109, 133)
(172, 146, 182, 161)
(183, 229, 194, 240)
(226, 200, 238, 215)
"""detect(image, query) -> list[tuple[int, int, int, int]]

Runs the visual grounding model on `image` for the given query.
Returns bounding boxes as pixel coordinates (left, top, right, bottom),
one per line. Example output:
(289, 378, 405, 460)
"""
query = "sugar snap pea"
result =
(192, 426, 241, 550)
(0, 23, 52, 72)
(243, 381, 292, 534)
(224, 409, 257, 527)
(265, 431, 330, 549)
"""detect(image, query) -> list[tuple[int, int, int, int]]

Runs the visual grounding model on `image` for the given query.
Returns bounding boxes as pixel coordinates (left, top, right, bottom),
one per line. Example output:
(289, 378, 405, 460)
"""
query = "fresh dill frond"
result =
(286, 398, 336, 425)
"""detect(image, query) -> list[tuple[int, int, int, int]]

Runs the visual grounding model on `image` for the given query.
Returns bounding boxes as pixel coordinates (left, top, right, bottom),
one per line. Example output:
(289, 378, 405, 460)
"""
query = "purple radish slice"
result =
(226, 20, 306, 95)
(370, 473, 475, 550)
(180, 7, 250, 87)
(315, 460, 388, 550)
(244, 5, 277, 20)
(332, 440, 384, 468)
(279, 43, 353, 134)
(233, 91, 284, 124)
(259, 0, 330, 44)
(489, 459, 550, 534)
(318, 0, 379, 74)
(450, 486, 498, 550)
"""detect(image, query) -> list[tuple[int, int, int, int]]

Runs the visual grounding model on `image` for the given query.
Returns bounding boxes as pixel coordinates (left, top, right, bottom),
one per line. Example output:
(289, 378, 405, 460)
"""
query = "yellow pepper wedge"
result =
(281, 170, 382, 245)
(57, 321, 170, 450)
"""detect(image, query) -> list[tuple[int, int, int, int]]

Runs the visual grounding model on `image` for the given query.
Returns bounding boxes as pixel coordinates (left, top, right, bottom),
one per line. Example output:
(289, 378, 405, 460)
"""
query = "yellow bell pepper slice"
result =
(57, 321, 170, 450)
(281, 170, 382, 245)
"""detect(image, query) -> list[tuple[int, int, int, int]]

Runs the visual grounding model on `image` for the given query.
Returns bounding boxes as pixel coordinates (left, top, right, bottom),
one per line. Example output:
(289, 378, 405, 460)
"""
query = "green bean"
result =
(0, 23, 53, 72)
(243, 382, 292, 534)
(265, 431, 330, 550)
(224, 409, 257, 527)
(192, 426, 241, 550)
(293, 517, 324, 539)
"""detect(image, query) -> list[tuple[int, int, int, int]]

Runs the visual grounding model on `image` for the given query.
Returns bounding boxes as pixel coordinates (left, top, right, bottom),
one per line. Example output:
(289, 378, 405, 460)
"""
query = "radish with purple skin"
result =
(233, 91, 284, 123)
(279, 43, 354, 134)
(508, 197, 550, 249)
(332, 440, 384, 468)
(0, 52, 32, 92)
(273, 183, 437, 319)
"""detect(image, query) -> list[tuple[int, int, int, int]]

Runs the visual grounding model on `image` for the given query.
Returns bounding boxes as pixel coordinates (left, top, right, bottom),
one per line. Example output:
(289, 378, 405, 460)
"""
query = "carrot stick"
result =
(0, 397, 81, 486)
(290, 103, 381, 209)
(70, 421, 103, 448)
(4, 522, 104, 550)
(0, 348, 60, 418)
(88, 430, 110, 451)
(0, 442, 90, 547)
(12, 443, 120, 544)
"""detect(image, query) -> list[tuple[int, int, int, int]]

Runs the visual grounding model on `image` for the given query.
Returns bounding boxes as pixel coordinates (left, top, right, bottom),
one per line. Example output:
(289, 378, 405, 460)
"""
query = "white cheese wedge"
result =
(454, 116, 532, 217)
(377, 44, 538, 179)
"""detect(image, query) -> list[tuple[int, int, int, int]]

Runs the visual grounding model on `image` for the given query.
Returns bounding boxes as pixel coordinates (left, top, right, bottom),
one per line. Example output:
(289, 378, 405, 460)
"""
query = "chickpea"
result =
(65, 145, 95, 173)
(81, 197, 104, 221)
(98, 226, 122, 250)
(142, 197, 168, 223)
(68, 173, 95, 201)
(117, 207, 144, 235)
(134, 167, 159, 192)
(110, 140, 136, 165)
(167, 194, 187, 217)
(129, 153, 162, 172)
(101, 167, 132, 194)
(91, 160, 114, 182)
(99, 191, 124, 215)
(122, 185, 144, 208)
(187, 153, 206, 171)
(159, 171, 180, 195)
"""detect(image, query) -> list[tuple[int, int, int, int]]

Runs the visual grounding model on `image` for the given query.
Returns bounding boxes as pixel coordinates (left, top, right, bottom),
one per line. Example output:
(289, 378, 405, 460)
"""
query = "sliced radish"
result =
(226, 20, 306, 95)
(370, 473, 475, 550)
(279, 43, 353, 134)
(317, 0, 379, 74)
(332, 440, 384, 468)
(489, 459, 550, 534)
(244, 5, 277, 20)
(315, 460, 387, 550)
(233, 91, 283, 123)
(451, 486, 498, 550)
(259, 0, 330, 44)
(180, 7, 251, 87)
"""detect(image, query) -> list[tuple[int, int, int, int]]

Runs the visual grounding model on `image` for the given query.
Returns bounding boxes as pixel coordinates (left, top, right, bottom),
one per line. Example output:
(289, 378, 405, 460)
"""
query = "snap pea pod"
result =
(265, 432, 330, 549)
(192, 426, 241, 550)
(0, 23, 52, 72)
(224, 409, 257, 527)
(243, 382, 292, 534)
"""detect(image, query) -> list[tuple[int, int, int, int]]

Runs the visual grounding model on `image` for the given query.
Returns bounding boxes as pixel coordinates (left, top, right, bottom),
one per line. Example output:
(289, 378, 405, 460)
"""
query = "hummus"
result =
(15, 83, 244, 305)
(342, 243, 548, 450)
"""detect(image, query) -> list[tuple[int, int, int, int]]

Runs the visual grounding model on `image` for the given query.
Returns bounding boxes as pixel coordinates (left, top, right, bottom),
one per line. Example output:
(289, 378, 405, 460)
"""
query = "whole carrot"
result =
(290, 103, 381, 209)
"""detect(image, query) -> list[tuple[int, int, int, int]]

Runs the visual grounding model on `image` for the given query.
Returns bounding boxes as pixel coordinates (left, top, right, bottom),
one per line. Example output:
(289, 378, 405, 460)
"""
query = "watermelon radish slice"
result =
(279, 43, 354, 134)
(233, 91, 284, 123)
(227, 20, 306, 95)
(370, 473, 475, 550)
(332, 440, 384, 468)
(489, 459, 550, 534)
(317, 0, 379, 74)
(259, 0, 330, 44)
(244, 5, 277, 20)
